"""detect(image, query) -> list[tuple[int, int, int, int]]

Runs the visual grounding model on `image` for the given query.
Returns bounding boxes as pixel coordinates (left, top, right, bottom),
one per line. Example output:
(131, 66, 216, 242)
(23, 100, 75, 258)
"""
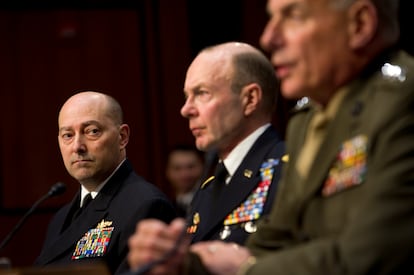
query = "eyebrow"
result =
(58, 120, 101, 132)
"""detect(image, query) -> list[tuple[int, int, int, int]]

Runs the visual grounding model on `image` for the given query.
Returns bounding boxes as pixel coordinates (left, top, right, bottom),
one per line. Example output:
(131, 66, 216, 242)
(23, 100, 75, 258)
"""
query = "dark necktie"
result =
(72, 193, 93, 222)
(214, 161, 228, 183)
(212, 161, 228, 198)
(204, 161, 228, 225)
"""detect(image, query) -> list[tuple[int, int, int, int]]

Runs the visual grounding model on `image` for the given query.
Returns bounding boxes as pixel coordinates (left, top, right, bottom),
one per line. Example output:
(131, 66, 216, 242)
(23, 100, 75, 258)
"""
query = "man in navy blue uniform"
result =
(35, 91, 176, 274)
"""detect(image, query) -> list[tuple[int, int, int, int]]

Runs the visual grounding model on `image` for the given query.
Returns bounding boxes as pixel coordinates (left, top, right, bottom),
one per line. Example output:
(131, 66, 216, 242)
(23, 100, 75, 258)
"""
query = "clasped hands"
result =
(127, 218, 252, 275)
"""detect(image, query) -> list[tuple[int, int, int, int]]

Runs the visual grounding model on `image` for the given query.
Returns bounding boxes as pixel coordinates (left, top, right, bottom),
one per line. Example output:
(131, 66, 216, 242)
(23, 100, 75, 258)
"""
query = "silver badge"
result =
(296, 97, 309, 108)
(244, 221, 257, 233)
(219, 226, 231, 240)
(381, 63, 406, 82)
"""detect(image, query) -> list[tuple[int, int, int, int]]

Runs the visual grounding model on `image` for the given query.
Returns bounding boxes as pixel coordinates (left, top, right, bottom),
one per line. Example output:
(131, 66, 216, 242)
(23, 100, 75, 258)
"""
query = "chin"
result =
(72, 170, 93, 182)
(281, 84, 306, 100)
(194, 139, 204, 149)
(195, 144, 207, 152)
(195, 141, 212, 153)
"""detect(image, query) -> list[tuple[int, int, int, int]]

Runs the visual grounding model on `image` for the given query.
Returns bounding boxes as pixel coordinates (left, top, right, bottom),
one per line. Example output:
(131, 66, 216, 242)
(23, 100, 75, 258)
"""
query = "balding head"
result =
(198, 42, 279, 115)
(59, 91, 123, 127)
(182, 42, 279, 157)
(58, 91, 129, 189)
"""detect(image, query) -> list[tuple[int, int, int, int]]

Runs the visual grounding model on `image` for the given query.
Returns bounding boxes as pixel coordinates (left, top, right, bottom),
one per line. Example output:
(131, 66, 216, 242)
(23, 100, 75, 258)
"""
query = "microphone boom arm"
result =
(0, 182, 66, 251)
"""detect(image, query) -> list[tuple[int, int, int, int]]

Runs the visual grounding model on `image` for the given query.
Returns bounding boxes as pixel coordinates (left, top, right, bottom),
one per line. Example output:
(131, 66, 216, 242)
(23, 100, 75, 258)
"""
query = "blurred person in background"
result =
(166, 144, 205, 217)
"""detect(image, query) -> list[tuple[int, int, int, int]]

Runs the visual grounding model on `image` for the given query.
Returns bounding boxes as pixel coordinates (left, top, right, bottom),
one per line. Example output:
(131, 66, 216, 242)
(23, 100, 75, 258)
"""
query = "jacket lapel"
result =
(193, 127, 282, 241)
(37, 160, 132, 264)
(298, 81, 369, 209)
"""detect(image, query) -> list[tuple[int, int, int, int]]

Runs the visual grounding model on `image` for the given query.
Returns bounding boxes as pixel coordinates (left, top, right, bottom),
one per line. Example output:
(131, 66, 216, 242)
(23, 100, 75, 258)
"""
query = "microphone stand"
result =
(0, 193, 49, 251)
(0, 182, 66, 251)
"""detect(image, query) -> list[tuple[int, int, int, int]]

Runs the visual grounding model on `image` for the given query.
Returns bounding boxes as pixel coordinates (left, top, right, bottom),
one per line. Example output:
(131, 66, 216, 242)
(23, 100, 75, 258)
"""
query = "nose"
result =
(180, 97, 197, 119)
(73, 134, 87, 154)
(260, 18, 283, 53)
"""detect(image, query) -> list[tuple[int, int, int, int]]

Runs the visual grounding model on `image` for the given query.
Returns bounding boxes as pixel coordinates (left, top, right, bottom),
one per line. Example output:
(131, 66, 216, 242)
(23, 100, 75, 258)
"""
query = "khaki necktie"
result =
(296, 88, 348, 179)
(296, 110, 328, 178)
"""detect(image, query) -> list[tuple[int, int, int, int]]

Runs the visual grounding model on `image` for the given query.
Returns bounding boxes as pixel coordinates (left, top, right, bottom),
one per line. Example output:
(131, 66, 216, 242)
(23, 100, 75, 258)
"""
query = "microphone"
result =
(0, 182, 67, 251)
(47, 182, 67, 197)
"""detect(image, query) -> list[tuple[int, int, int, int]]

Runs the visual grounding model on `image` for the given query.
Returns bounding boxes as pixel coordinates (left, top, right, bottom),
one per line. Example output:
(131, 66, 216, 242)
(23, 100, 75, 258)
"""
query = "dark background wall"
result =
(0, 0, 412, 267)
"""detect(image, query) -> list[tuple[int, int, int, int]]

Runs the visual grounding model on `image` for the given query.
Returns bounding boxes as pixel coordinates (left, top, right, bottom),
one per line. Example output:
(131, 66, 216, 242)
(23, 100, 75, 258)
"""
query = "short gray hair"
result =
(331, 0, 399, 45)
(231, 51, 279, 114)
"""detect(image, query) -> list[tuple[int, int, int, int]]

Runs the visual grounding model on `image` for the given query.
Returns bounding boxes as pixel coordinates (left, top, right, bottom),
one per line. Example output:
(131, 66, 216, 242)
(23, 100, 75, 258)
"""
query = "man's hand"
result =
(191, 241, 252, 275)
(127, 218, 189, 275)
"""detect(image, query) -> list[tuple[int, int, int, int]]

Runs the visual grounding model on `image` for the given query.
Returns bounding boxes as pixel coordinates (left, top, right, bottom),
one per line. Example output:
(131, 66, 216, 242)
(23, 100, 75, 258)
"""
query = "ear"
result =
(119, 124, 130, 149)
(347, 0, 378, 49)
(241, 83, 262, 116)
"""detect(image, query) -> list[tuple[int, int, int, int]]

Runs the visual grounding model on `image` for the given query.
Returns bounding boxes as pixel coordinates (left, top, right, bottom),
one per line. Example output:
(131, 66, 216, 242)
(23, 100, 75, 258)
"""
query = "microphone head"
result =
(48, 182, 67, 197)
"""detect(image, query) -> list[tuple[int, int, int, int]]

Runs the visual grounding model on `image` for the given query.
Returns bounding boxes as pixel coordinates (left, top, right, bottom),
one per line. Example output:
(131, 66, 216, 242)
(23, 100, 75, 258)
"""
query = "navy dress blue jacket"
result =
(35, 159, 176, 274)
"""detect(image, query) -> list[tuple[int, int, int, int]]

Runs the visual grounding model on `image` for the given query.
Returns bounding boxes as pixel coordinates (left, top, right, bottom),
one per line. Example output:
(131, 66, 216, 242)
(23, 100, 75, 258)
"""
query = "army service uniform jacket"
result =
(187, 126, 285, 245)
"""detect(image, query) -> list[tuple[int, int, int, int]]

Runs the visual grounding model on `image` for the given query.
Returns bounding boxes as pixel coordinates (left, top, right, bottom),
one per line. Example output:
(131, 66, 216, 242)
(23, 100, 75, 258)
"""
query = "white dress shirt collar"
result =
(222, 123, 270, 180)
(79, 158, 126, 207)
